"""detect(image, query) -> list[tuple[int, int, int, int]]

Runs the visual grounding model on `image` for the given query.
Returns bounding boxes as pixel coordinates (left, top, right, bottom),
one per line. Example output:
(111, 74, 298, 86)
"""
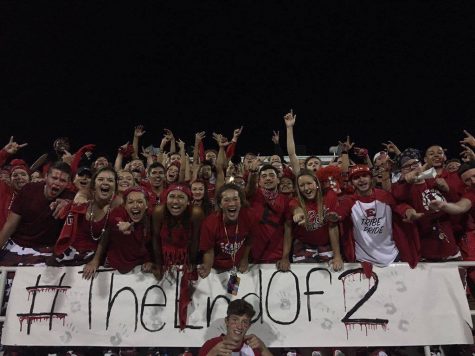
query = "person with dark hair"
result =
(198, 159, 217, 201)
(198, 299, 272, 356)
(0, 137, 29, 229)
(152, 183, 204, 278)
(72, 166, 93, 204)
(152, 183, 204, 329)
(392, 148, 461, 261)
(198, 183, 256, 278)
(191, 179, 213, 216)
(144, 162, 166, 204)
(246, 162, 292, 269)
(0, 161, 74, 266)
(54, 167, 119, 274)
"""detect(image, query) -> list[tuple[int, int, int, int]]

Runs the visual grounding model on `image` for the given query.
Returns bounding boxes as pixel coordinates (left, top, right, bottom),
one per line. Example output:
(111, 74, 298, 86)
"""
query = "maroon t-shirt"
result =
(200, 209, 256, 270)
(248, 189, 291, 263)
(392, 180, 459, 259)
(106, 207, 151, 273)
(10, 182, 74, 248)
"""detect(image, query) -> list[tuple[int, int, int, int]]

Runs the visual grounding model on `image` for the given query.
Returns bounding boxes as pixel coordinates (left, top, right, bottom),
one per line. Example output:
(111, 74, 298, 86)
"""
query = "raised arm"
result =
(132, 125, 146, 160)
(114, 141, 129, 171)
(226, 126, 243, 158)
(177, 139, 187, 183)
(213, 133, 229, 192)
(284, 110, 300, 175)
(272, 130, 285, 163)
(192, 131, 206, 180)
(1, 136, 28, 167)
(164, 129, 176, 154)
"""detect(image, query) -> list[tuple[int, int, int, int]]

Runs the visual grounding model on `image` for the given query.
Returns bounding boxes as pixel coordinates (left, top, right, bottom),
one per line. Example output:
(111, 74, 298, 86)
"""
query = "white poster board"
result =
(1, 263, 472, 347)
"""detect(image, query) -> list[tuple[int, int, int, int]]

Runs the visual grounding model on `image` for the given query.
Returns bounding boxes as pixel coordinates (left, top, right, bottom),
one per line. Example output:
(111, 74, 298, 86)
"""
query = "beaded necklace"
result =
(89, 201, 111, 241)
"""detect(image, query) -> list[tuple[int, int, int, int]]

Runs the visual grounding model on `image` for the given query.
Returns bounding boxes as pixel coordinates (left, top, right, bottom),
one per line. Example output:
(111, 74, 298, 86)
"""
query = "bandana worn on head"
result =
(397, 148, 421, 169)
(164, 183, 192, 200)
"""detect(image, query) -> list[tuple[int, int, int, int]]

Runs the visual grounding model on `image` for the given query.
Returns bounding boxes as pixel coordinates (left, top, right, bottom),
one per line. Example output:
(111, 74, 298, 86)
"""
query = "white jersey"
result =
(351, 199, 398, 267)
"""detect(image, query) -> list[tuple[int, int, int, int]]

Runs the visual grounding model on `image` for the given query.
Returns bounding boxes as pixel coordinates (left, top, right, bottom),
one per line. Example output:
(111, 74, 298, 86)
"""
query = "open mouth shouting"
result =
(98, 185, 113, 199)
(223, 205, 240, 221)
(128, 206, 145, 222)
(125, 191, 147, 222)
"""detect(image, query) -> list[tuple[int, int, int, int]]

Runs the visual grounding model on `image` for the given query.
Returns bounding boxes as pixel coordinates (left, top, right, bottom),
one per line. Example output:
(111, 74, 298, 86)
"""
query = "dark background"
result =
(1, 2, 474, 164)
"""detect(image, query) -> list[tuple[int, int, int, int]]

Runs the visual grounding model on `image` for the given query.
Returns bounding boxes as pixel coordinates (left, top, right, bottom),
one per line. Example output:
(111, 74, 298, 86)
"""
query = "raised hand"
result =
(338, 136, 354, 152)
(460, 129, 475, 148)
(271, 130, 280, 144)
(134, 125, 146, 137)
(284, 110, 296, 127)
(163, 128, 174, 141)
(461, 144, 475, 162)
(4, 136, 28, 154)
(195, 131, 206, 142)
(212, 132, 230, 147)
(177, 139, 186, 150)
(381, 140, 401, 155)
(232, 126, 243, 141)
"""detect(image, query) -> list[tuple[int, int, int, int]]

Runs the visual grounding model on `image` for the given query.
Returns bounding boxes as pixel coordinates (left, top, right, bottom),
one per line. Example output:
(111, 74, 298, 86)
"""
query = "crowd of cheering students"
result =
(0, 111, 475, 355)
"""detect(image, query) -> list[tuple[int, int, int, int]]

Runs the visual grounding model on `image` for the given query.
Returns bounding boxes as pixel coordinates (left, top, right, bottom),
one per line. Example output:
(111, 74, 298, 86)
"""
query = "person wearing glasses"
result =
(392, 148, 461, 261)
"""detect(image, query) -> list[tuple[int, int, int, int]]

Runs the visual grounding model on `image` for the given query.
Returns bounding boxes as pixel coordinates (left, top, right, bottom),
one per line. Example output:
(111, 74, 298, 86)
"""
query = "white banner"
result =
(1, 263, 472, 347)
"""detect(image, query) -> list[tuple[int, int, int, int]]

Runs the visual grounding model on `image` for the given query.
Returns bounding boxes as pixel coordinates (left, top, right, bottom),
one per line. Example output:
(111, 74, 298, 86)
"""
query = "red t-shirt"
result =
(106, 207, 151, 273)
(200, 209, 256, 270)
(289, 191, 338, 247)
(198, 335, 262, 356)
(248, 189, 291, 263)
(10, 182, 74, 248)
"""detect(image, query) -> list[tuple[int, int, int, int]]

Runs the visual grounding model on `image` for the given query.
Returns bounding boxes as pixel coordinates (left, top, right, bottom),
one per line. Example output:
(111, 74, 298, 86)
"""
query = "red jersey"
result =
(10, 182, 74, 248)
(200, 209, 257, 270)
(106, 207, 151, 273)
(289, 191, 338, 247)
(248, 189, 291, 263)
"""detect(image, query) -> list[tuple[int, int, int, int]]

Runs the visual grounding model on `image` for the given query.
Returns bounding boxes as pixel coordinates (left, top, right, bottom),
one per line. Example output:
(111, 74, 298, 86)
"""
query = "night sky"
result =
(1, 2, 474, 164)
